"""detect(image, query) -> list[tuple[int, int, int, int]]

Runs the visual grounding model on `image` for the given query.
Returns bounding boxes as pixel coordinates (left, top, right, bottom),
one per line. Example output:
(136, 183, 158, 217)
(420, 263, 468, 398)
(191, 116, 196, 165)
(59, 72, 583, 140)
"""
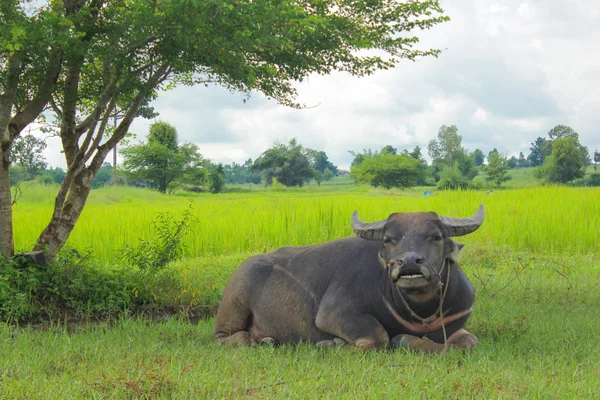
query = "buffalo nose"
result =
(399, 252, 425, 267)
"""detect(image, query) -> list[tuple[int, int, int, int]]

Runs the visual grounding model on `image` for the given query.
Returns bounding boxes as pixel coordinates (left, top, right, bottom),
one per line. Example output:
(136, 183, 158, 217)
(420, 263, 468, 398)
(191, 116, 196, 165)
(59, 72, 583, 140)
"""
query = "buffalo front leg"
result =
(316, 311, 389, 350)
(389, 329, 478, 352)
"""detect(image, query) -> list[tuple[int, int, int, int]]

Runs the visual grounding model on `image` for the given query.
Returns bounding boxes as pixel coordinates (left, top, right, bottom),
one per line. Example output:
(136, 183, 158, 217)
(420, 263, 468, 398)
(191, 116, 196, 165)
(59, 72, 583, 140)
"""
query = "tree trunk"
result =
(34, 167, 94, 260)
(0, 145, 14, 258)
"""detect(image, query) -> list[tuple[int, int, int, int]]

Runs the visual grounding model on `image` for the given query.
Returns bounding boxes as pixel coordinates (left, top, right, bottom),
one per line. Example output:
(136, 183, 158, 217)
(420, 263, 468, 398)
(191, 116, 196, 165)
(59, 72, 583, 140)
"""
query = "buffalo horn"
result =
(351, 211, 386, 241)
(439, 204, 485, 237)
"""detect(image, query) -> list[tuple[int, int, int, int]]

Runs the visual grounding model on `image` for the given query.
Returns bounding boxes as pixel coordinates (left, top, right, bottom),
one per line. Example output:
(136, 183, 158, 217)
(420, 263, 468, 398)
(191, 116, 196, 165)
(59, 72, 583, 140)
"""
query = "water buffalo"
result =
(214, 205, 484, 352)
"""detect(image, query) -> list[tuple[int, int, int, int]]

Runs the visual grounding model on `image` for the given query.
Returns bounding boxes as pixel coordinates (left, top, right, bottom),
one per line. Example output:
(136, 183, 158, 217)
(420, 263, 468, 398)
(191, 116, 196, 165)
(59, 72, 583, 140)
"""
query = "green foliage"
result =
(428, 125, 476, 183)
(322, 168, 334, 181)
(147, 122, 178, 151)
(470, 149, 485, 166)
(527, 137, 550, 167)
(381, 145, 397, 155)
(437, 163, 468, 190)
(223, 158, 261, 185)
(252, 139, 316, 187)
(120, 205, 195, 273)
(536, 137, 585, 184)
(8, 165, 28, 185)
(0, 249, 138, 321)
(9, 134, 47, 180)
(428, 125, 464, 166)
(207, 164, 225, 194)
(484, 153, 512, 188)
(518, 152, 530, 168)
(594, 150, 599, 171)
(121, 122, 205, 194)
(92, 163, 113, 189)
(312, 151, 337, 175)
(350, 153, 421, 189)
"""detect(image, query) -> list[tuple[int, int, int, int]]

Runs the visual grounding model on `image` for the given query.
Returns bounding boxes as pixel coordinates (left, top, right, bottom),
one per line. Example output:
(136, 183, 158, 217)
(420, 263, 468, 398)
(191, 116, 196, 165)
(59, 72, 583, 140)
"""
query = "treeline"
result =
(9, 123, 599, 194)
(348, 124, 597, 189)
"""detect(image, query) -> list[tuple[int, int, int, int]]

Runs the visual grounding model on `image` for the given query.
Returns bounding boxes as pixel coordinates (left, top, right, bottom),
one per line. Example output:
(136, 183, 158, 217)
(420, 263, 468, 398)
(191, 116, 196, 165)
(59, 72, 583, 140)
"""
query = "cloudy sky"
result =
(43, 0, 600, 170)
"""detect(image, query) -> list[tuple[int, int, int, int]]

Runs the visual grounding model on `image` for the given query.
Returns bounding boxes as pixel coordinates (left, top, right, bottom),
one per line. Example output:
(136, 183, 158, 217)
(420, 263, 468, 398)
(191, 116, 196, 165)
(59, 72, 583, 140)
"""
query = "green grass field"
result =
(2, 180, 600, 398)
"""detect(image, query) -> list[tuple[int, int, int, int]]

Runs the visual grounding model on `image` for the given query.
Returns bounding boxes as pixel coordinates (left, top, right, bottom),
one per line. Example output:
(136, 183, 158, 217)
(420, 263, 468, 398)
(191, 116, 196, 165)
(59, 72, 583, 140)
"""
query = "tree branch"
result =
(8, 48, 63, 139)
(75, 68, 121, 136)
(84, 92, 118, 163)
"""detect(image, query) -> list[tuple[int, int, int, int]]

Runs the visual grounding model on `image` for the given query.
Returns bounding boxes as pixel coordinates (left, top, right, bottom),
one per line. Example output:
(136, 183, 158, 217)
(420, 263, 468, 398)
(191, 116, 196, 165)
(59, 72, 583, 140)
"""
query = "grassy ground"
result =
(2, 183, 600, 398)
(1, 249, 599, 398)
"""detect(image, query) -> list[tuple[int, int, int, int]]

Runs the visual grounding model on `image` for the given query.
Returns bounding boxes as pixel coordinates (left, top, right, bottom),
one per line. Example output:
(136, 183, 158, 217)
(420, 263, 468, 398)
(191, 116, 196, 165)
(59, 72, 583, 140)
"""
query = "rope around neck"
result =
(394, 259, 452, 351)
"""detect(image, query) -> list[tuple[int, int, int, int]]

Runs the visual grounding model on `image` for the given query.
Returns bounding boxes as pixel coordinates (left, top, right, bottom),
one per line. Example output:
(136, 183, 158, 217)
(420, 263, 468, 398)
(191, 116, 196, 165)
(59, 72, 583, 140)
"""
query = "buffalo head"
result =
(351, 205, 484, 295)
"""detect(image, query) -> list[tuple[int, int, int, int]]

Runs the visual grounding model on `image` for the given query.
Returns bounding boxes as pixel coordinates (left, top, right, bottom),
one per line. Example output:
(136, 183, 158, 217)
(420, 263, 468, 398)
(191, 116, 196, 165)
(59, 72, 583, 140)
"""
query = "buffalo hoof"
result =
(448, 330, 478, 350)
(389, 334, 420, 349)
(316, 338, 347, 348)
(215, 331, 257, 347)
(390, 334, 444, 353)
(259, 337, 277, 346)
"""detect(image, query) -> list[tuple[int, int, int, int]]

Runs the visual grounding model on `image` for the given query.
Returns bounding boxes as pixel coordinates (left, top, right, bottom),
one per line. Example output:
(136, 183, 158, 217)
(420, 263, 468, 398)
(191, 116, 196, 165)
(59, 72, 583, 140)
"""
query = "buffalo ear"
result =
(448, 241, 464, 262)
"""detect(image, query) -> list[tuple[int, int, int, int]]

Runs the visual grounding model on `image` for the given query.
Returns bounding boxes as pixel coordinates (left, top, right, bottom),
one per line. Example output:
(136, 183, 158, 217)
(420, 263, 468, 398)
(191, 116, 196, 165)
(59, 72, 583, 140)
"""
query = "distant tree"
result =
(9, 134, 48, 180)
(536, 137, 585, 184)
(487, 148, 499, 161)
(403, 146, 430, 185)
(253, 139, 316, 187)
(470, 149, 485, 166)
(546, 125, 590, 167)
(507, 156, 517, 169)
(8, 166, 28, 186)
(322, 168, 334, 181)
(428, 125, 464, 166)
(484, 153, 512, 188)
(121, 122, 205, 193)
(527, 137, 551, 167)
(594, 150, 599, 172)
(350, 153, 420, 190)
(224, 158, 261, 185)
(312, 151, 337, 175)
(437, 163, 467, 190)
(456, 153, 478, 180)
(548, 124, 578, 140)
(381, 145, 397, 155)
(46, 167, 66, 185)
(349, 149, 375, 168)
(408, 146, 423, 161)
(518, 152, 529, 168)
(207, 164, 225, 194)
(92, 163, 113, 189)
(428, 125, 475, 184)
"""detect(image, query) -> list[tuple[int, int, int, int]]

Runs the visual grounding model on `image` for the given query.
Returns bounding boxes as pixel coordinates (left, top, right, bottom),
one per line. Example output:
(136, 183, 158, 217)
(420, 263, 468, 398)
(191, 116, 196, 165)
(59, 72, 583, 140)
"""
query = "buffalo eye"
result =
(432, 234, 443, 241)
(383, 237, 396, 245)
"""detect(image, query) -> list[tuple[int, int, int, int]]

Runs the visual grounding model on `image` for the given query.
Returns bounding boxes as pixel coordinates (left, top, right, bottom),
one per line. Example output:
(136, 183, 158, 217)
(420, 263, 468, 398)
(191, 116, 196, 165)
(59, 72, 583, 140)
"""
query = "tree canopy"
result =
(350, 152, 421, 190)
(536, 136, 585, 184)
(0, 0, 449, 259)
(484, 152, 511, 188)
(9, 134, 47, 180)
(121, 122, 206, 194)
(252, 139, 315, 187)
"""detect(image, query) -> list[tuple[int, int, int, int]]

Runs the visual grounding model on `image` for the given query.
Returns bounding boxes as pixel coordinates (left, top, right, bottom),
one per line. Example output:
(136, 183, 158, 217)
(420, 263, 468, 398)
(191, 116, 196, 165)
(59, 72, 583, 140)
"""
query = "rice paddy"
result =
(12, 184, 600, 263)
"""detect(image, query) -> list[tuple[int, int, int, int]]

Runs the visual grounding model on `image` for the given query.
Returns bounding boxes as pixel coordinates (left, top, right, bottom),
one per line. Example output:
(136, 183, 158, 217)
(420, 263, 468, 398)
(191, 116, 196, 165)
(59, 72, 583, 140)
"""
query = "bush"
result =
(571, 173, 600, 187)
(437, 163, 468, 190)
(0, 249, 139, 321)
(120, 204, 196, 273)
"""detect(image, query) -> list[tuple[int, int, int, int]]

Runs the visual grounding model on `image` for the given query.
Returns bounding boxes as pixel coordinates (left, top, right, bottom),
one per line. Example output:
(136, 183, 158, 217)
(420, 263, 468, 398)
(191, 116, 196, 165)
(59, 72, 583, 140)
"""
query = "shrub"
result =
(120, 204, 196, 273)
